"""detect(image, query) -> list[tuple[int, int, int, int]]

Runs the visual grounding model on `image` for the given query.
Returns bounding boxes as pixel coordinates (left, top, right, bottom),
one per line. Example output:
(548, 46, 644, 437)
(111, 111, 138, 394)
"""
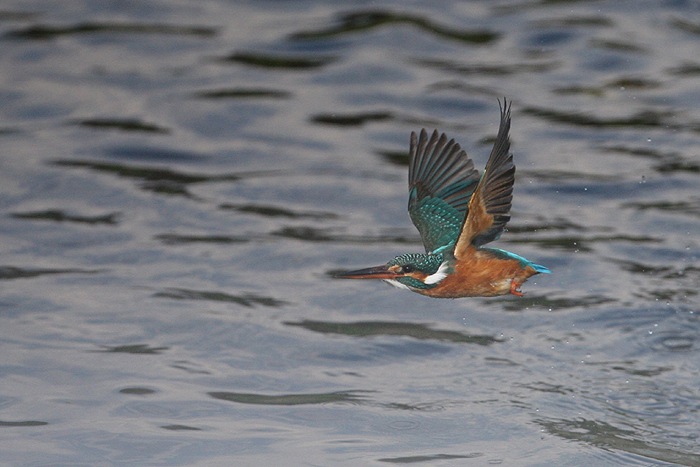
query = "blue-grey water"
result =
(1, 1, 699, 465)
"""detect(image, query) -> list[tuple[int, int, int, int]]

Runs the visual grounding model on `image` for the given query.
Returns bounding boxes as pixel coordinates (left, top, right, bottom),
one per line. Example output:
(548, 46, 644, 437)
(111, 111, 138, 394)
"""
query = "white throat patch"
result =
(424, 261, 449, 285)
(383, 279, 411, 290)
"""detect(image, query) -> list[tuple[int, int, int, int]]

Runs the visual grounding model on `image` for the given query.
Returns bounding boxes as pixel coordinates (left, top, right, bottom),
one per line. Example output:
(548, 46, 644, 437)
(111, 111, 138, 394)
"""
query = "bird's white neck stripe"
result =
(424, 261, 449, 285)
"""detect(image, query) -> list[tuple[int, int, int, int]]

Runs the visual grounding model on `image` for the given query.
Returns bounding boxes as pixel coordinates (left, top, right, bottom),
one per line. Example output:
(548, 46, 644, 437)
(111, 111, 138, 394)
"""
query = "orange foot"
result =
(509, 280, 524, 297)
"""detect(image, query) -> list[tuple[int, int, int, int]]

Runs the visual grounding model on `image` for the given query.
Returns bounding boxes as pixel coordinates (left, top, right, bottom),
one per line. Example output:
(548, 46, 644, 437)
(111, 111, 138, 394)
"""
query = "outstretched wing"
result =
(408, 129, 480, 254)
(454, 99, 514, 259)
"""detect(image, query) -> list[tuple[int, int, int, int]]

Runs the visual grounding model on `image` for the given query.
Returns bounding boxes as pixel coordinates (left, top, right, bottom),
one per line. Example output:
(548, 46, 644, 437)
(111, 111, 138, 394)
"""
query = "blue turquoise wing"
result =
(408, 129, 480, 253)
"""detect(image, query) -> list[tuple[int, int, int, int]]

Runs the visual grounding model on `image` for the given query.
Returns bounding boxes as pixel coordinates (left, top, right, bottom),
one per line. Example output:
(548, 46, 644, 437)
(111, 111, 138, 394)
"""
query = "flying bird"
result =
(335, 99, 549, 297)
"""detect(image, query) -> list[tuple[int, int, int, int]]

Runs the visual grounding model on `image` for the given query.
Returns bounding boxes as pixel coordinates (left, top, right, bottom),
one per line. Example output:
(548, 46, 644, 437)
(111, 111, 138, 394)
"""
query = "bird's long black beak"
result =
(334, 264, 398, 280)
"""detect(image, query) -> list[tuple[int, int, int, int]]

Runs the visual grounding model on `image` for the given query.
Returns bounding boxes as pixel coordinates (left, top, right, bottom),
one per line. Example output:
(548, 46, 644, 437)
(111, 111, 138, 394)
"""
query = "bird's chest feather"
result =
(418, 251, 533, 298)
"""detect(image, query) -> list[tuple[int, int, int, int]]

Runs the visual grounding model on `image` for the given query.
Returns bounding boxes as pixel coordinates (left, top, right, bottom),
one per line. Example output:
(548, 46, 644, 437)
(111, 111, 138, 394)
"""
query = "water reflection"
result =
(71, 118, 170, 134)
(285, 320, 500, 345)
(219, 52, 336, 69)
(11, 209, 120, 225)
(209, 390, 369, 406)
(154, 288, 289, 307)
(537, 418, 700, 466)
(52, 159, 271, 197)
(96, 344, 169, 354)
(290, 10, 499, 44)
(377, 453, 482, 463)
(6, 22, 216, 40)
(0, 265, 101, 280)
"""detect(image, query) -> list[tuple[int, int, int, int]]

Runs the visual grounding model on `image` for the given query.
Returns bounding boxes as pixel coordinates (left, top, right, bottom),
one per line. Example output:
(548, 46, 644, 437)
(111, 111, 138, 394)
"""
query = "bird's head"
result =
(335, 253, 448, 290)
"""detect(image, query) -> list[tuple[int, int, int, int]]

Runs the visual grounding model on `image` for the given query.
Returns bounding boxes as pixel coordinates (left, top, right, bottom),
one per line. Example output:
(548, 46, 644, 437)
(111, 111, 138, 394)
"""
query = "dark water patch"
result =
(5, 22, 217, 40)
(193, 88, 291, 99)
(610, 363, 674, 378)
(506, 218, 588, 234)
(155, 233, 250, 245)
(170, 360, 212, 375)
(600, 144, 677, 161)
(509, 235, 592, 252)
(376, 149, 409, 167)
(71, 118, 170, 134)
(274, 226, 419, 244)
(610, 259, 700, 301)
(378, 453, 483, 463)
(95, 344, 169, 354)
(285, 320, 501, 346)
(52, 160, 230, 183)
(522, 169, 619, 183)
(667, 61, 700, 77)
(119, 387, 156, 395)
(219, 51, 336, 69)
(208, 390, 369, 406)
(102, 145, 208, 163)
(642, 287, 697, 302)
(536, 417, 700, 466)
(671, 18, 700, 37)
(611, 259, 699, 279)
(518, 381, 574, 395)
(521, 106, 677, 129)
(154, 288, 289, 308)
(654, 157, 700, 174)
(589, 38, 648, 53)
(0, 126, 22, 135)
(649, 333, 695, 353)
(380, 401, 449, 412)
(290, 10, 498, 45)
(552, 85, 605, 97)
(0, 265, 101, 280)
(161, 424, 202, 431)
(610, 259, 674, 276)
(498, 294, 615, 312)
(220, 203, 339, 220)
(511, 233, 660, 253)
(310, 111, 393, 127)
(52, 159, 265, 197)
(607, 77, 661, 90)
(11, 209, 120, 225)
(555, 76, 661, 96)
(530, 15, 613, 28)
(415, 58, 557, 76)
(0, 420, 48, 427)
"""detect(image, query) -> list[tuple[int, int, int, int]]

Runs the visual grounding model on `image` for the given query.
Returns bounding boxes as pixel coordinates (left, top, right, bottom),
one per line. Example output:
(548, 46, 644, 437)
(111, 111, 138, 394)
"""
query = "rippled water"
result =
(2, 0, 699, 465)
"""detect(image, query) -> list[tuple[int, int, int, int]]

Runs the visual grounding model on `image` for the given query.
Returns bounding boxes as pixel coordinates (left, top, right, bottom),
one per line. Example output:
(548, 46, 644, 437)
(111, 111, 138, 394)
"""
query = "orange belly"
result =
(417, 250, 539, 298)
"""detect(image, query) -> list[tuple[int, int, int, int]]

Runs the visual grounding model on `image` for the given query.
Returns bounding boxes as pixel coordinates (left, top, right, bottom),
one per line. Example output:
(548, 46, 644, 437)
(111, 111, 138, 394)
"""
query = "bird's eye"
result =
(401, 264, 415, 273)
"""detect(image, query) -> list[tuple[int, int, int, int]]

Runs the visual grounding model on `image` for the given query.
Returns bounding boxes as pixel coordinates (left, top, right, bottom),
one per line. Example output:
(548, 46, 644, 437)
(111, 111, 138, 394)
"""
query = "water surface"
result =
(1, 0, 699, 465)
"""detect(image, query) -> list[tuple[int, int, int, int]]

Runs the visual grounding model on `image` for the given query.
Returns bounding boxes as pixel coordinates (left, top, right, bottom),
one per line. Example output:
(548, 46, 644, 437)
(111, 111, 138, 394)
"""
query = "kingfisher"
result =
(335, 99, 549, 298)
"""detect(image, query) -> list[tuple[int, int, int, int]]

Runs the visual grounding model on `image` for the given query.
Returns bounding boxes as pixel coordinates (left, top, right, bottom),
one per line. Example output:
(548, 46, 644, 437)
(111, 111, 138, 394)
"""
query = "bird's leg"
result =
(509, 279, 524, 297)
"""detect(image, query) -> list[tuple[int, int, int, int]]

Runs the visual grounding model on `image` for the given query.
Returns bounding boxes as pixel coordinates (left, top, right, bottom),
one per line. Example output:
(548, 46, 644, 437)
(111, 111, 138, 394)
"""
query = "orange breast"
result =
(418, 249, 538, 298)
